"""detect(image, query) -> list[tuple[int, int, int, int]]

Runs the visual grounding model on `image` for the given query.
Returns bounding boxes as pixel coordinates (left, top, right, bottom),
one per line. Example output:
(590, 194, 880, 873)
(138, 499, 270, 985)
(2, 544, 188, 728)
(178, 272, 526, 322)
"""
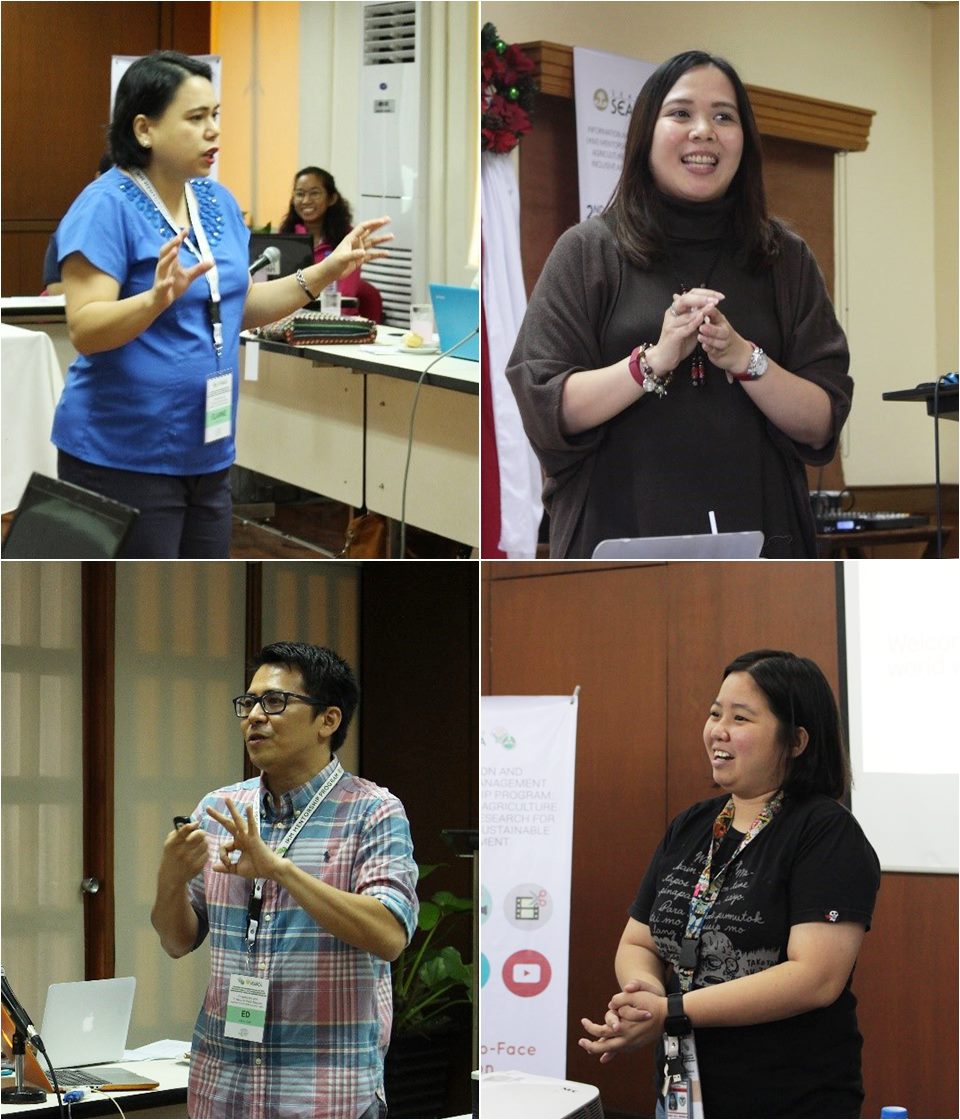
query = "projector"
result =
(480, 1070, 603, 1119)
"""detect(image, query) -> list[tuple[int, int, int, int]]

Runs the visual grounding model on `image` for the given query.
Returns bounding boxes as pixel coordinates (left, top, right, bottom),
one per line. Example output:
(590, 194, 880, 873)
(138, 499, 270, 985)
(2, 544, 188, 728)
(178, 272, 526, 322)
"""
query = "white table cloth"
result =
(1, 323, 64, 512)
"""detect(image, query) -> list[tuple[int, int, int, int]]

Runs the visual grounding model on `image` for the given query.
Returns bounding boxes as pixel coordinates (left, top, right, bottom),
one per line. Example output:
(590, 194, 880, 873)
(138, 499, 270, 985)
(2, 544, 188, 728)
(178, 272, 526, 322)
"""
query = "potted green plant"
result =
(385, 864, 473, 1118)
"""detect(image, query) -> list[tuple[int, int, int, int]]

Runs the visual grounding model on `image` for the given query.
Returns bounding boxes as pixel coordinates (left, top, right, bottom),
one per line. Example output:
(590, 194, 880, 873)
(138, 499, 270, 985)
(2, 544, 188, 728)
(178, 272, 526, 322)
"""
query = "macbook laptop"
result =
(1, 473, 138, 559)
(591, 530, 765, 560)
(429, 283, 479, 361)
(39, 977, 158, 1088)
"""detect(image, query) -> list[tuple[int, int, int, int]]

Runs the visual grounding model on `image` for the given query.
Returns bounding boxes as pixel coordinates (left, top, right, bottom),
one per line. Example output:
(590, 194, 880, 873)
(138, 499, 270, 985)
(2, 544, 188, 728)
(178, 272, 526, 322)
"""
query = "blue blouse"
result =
(52, 167, 250, 474)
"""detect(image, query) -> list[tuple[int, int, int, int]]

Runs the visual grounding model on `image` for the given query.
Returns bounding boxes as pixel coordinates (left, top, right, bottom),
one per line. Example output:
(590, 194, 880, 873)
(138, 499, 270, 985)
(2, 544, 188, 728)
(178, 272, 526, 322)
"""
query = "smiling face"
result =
(292, 172, 336, 230)
(703, 671, 795, 801)
(649, 64, 744, 203)
(135, 74, 220, 180)
(241, 664, 339, 795)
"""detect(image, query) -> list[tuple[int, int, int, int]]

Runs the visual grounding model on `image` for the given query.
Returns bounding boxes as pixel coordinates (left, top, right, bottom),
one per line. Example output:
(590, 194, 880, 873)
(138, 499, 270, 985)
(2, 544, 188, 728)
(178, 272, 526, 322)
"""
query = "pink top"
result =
(294, 223, 361, 298)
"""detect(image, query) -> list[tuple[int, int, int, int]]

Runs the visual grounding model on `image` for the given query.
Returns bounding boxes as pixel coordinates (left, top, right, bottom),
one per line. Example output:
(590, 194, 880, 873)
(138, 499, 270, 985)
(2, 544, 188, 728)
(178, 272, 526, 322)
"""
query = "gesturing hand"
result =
(158, 820, 209, 887)
(207, 799, 283, 882)
(152, 229, 214, 311)
(646, 288, 724, 376)
(327, 217, 394, 279)
(696, 304, 754, 382)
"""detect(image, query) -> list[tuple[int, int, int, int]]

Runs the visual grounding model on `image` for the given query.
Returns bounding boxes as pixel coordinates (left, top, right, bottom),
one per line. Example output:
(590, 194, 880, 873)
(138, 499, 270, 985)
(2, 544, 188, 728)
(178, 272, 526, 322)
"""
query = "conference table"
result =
(0, 300, 479, 545)
(238, 329, 479, 547)
(0, 1056, 188, 1118)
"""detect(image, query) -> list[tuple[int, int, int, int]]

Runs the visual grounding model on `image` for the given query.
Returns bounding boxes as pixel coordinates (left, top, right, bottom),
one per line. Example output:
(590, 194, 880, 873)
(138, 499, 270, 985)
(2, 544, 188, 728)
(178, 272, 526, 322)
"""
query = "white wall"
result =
(481, 0, 958, 486)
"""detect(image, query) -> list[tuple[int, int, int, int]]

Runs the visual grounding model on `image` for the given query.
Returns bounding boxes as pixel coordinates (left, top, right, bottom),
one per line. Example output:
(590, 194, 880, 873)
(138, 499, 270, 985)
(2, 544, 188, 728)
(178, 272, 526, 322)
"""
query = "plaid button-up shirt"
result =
(185, 758, 418, 1118)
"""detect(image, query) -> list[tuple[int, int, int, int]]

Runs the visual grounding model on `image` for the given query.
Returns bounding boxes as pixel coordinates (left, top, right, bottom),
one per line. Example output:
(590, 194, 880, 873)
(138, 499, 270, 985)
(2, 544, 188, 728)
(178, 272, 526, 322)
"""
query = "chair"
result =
(356, 280, 383, 324)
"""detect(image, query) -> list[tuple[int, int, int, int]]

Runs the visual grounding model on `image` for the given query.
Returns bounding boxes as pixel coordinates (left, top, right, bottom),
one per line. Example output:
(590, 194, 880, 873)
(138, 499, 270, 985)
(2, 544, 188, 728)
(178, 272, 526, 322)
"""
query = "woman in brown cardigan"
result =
(505, 50, 852, 558)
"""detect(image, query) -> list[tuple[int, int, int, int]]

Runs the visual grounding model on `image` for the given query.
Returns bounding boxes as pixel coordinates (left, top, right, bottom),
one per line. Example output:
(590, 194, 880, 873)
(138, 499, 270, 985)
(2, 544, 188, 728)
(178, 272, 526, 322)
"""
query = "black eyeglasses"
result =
(232, 690, 326, 718)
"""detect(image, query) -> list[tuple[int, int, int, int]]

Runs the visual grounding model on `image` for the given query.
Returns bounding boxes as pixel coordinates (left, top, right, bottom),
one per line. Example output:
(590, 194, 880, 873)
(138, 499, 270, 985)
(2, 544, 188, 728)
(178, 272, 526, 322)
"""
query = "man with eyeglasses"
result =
(150, 641, 418, 1119)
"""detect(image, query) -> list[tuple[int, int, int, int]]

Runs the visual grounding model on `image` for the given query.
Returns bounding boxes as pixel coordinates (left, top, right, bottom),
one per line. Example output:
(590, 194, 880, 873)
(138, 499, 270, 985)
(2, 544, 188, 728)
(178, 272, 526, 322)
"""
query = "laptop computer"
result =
(38, 978, 158, 1088)
(592, 530, 765, 560)
(1, 473, 138, 559)
(429, 283, 479, 361)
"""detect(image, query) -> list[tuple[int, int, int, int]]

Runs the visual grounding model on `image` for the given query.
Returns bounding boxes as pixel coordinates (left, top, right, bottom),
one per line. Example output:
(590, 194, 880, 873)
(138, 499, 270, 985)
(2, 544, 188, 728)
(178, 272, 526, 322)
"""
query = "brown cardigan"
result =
(505, 215, 853, 558)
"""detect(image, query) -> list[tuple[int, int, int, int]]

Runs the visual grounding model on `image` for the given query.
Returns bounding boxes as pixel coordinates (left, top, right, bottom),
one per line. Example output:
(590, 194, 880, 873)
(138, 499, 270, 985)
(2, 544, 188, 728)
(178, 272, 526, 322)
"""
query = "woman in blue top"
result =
(53, 51, 390, 558)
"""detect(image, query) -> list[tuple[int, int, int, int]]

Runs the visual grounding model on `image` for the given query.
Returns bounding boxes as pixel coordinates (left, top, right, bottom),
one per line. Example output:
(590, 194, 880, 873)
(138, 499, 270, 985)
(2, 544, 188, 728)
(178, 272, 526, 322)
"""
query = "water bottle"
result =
(320, 283, 341, 316)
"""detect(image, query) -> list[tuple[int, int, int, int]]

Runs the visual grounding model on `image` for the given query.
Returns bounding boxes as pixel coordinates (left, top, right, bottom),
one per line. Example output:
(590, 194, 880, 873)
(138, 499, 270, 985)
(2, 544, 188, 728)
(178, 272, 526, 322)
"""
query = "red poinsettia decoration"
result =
(481, 24, 537, 155)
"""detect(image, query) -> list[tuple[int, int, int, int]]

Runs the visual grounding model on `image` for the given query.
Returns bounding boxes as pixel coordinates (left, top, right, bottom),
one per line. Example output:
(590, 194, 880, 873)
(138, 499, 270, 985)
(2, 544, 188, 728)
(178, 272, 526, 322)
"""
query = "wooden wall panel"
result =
(856, 872, 959, 1120)
(488, 563, 670, 1110)
(360, 562, 478, 1118)
(483, 560, 959, 1120)
(664, 561, 840, 822)
(1, 1, 210, 295)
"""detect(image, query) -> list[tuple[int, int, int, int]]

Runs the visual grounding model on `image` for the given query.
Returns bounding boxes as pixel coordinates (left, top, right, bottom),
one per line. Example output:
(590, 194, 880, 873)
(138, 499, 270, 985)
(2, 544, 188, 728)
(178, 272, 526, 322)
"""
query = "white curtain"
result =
(481, 151, 542, 557)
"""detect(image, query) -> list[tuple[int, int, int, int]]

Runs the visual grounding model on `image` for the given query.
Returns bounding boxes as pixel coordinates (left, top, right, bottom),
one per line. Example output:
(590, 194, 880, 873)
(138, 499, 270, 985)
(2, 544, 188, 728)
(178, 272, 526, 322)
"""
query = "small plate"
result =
(399, 343, 440, 355)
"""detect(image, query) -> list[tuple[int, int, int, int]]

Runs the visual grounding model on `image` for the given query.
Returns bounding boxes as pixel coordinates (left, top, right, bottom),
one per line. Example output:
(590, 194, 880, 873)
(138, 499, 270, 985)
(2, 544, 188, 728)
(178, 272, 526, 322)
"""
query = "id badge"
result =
(666, 1080, 691, 1120)
(224, 974, 268, 1043)
(204, 370, 233, 444)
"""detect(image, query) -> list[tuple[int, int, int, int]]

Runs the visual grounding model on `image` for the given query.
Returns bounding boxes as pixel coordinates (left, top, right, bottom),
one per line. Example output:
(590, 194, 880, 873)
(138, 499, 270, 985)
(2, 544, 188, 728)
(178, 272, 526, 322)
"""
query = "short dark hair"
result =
(605, 49, 781, 270)
(109, 51, 213, 170)
(277, 166, 354, 246)
(722, 649, 850, 800)
(253, 641, 359, 753)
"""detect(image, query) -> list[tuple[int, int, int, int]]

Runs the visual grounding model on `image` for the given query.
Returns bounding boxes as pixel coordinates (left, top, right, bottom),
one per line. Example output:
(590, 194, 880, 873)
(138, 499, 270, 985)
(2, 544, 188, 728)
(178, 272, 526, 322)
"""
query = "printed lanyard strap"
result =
(245, 759, 343, 947)
(128, 170, 224, 358)
(676, 791, 784, 991)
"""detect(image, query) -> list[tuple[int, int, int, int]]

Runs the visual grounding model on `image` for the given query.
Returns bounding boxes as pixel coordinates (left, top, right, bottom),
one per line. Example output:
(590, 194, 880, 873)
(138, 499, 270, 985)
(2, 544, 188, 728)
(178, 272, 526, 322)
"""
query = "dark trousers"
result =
(58, 451, 232, 559)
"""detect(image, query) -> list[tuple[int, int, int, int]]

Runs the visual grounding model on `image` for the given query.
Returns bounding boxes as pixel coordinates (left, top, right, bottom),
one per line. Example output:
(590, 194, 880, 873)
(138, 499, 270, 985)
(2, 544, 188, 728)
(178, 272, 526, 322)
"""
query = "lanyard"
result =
(676, 791, 784, 992)
(244, 759, 343, 948)
(127, 169, 224, 358)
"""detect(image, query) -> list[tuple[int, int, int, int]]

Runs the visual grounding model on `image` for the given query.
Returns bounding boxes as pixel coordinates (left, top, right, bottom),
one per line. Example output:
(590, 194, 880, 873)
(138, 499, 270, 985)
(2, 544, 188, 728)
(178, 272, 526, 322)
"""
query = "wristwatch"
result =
(664, 991, 693, 1037)
(730, 343, 768, 381)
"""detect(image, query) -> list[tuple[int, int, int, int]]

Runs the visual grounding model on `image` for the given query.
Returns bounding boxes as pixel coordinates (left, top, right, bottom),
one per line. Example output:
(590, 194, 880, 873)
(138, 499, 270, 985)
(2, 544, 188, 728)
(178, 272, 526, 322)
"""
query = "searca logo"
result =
(481, 727, 517, 750)
(594, 88, 635, 116)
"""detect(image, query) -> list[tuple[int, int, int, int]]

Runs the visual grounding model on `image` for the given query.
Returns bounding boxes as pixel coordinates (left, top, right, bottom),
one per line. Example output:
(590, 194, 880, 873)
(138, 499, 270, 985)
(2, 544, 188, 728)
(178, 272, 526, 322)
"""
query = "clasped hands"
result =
(647, 288, 753, 383)
(579, 979, 668, 1064)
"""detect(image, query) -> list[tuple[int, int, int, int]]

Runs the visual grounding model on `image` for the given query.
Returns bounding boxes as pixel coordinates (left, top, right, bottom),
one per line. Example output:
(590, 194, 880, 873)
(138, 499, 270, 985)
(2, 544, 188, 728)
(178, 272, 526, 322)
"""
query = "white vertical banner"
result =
(573, 48, 657, 221)
(480, 695, 579, 1077)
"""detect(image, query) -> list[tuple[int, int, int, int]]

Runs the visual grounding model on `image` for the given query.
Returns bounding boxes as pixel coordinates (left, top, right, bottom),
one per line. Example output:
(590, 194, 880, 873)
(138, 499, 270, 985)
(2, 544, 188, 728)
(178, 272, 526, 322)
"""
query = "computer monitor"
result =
(1, 474, 138, 559)
(248, 232, 314, 279)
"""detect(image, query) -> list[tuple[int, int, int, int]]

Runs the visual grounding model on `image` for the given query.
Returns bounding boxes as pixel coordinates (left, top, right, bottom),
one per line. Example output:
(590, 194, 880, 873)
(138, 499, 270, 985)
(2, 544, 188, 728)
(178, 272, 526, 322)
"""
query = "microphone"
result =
(0, 966, 42, 1049)
(248, 245, 282, 276)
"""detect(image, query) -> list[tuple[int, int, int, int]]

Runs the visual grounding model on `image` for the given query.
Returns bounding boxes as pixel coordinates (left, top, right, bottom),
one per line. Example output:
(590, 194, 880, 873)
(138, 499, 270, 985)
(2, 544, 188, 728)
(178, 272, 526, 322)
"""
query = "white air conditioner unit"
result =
(357, 0, 429, 328)
(480, 1070, 604, 1119)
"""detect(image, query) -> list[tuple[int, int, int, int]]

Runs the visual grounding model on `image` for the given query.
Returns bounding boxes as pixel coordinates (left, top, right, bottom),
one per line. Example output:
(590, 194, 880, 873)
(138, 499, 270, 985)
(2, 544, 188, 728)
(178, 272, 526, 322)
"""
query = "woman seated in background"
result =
(279, 167, 363, 309)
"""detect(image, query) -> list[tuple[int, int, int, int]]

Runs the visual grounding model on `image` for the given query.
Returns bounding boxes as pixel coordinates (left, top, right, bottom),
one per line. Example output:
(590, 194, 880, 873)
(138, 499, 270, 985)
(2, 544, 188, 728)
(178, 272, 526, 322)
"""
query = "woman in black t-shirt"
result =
(579, 650, 880, 1119)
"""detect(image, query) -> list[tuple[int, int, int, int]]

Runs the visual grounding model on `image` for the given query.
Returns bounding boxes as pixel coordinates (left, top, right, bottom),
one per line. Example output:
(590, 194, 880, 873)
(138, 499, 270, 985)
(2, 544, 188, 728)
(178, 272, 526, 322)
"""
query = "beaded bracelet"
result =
(295, 268, 320, 303)
(628, 344, 674, 398)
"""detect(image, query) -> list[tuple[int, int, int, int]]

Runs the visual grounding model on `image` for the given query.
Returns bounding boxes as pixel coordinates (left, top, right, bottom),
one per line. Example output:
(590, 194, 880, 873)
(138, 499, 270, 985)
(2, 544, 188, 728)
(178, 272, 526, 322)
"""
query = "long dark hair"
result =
(278, 167, 353, 245)
(605, 49, 781, 270)
(109, 51, 213, 170)
(722, 649, 850, 800)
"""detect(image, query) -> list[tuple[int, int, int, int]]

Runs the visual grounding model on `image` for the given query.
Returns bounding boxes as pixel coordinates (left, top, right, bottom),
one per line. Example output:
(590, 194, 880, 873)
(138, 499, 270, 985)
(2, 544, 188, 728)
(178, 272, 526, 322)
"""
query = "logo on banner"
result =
(593, 88, 608, 111)
(504, 883, 553, 930)
(483, 727, 517, 751)
(503, 950, 552, 997)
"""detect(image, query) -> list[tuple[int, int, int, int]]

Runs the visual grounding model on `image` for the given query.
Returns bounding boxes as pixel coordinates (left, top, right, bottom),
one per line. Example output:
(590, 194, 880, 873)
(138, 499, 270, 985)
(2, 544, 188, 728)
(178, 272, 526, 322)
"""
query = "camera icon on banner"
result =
(502, 949, 552, 998)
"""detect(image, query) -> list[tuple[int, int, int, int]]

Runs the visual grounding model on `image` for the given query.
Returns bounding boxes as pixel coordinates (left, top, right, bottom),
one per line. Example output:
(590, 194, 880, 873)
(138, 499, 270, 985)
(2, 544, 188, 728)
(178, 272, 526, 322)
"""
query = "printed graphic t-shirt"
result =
(630, 794, 881, 1119)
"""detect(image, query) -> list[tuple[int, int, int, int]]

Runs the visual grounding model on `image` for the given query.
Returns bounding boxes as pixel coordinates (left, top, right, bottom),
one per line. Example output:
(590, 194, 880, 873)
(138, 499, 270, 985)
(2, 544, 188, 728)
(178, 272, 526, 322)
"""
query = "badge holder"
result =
(662, 1033, 705, 1119)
